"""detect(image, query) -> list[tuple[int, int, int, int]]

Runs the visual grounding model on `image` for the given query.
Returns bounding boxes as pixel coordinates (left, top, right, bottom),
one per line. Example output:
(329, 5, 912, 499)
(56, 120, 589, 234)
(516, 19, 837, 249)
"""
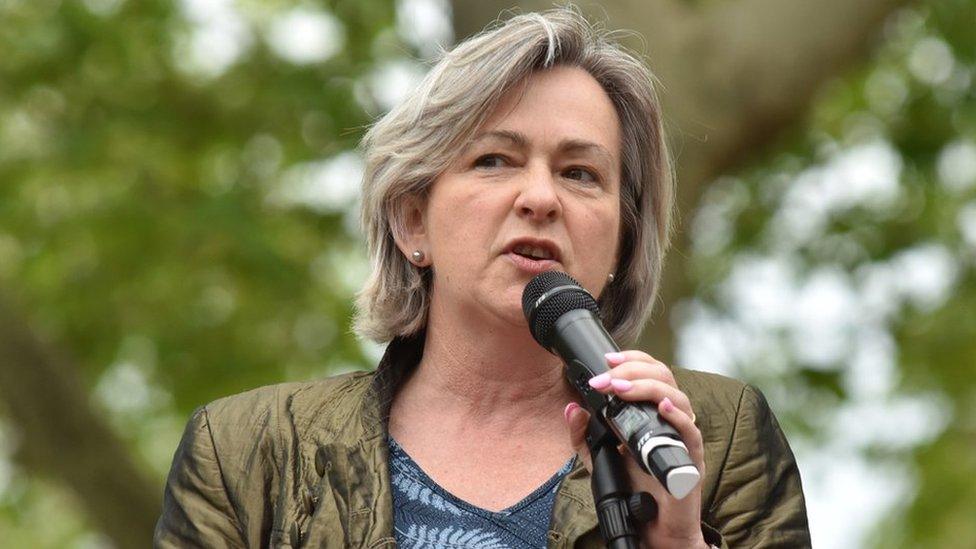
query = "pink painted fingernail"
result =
(588, 373, 611, 389)
(610, 378, 633, 392)
(563, 402, 581, 422)
(661, 397, 675, 413)
(605, 352, 626, 364)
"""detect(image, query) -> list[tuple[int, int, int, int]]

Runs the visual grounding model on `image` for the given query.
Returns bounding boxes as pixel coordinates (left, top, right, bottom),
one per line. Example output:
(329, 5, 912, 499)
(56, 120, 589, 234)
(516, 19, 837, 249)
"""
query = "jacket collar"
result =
(299, 331, 597, 546)
(359, 331, 425, 441)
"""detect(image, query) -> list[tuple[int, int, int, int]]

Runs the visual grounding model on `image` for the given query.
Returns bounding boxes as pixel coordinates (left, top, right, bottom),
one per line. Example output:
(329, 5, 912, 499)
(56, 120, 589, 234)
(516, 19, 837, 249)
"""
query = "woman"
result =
(155, 8, 810, 548)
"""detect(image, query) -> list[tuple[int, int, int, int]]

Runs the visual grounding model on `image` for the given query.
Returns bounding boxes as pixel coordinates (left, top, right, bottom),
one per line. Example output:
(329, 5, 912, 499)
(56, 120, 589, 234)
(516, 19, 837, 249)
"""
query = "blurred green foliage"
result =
(683, 2, 976, 546)
(0, 0, 392, 402)
(0, 0, 399, 544)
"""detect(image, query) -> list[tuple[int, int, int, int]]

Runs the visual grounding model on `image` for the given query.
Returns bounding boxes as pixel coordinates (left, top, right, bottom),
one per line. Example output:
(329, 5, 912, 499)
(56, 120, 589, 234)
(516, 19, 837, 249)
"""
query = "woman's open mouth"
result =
(504, 240, 562, 273)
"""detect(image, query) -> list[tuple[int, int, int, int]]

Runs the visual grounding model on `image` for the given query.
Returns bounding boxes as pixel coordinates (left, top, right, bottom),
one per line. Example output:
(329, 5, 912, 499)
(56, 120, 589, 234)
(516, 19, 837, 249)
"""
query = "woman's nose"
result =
(514, 165, 562, 223)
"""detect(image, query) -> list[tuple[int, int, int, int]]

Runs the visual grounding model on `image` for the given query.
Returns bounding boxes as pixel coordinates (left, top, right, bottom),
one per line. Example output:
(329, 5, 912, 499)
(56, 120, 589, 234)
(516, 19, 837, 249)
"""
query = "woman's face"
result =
(415, 66, 622, 331)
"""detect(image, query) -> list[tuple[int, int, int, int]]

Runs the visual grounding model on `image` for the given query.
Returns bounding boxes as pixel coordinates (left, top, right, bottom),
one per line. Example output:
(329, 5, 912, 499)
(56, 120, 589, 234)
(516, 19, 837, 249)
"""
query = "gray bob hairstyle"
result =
(355, 7, 675, 345)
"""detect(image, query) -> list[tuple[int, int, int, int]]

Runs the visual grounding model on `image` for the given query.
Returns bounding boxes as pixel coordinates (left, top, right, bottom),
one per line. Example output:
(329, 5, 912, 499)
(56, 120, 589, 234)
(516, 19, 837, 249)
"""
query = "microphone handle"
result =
(554, 310, 700, 499)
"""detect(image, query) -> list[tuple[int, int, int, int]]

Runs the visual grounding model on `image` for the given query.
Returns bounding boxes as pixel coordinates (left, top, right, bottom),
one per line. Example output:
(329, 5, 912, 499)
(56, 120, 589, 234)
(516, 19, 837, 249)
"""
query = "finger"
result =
(586, 372, 693, 417)
(587, 372, 638, 393)
(563, 402, 593, 471)
(605, 350, 665, 368)
(659, 397, 705, 470)
(612, 379, 694, 418)
(597, 360, 676, 386)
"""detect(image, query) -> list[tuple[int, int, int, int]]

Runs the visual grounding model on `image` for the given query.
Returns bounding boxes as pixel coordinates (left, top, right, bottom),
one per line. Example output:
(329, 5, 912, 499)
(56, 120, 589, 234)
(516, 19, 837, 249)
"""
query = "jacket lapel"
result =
(297, 337, 418, 547)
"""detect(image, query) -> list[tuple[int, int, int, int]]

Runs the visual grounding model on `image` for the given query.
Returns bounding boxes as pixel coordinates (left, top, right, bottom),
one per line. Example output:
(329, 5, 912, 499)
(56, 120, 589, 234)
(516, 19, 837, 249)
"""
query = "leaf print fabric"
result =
(399, 525, 508, 549)
(388, 437, 574, 549)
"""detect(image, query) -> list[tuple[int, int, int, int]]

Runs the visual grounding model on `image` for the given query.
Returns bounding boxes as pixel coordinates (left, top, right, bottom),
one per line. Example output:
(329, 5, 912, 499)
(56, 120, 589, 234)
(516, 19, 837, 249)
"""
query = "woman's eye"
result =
(564, 167, 598, 183)
(473, 154, 508, 169)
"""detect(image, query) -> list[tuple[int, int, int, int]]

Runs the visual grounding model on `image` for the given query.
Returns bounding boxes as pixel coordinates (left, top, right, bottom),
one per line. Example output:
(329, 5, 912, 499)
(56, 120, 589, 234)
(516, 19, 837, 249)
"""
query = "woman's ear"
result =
(393, 196, 430, 266)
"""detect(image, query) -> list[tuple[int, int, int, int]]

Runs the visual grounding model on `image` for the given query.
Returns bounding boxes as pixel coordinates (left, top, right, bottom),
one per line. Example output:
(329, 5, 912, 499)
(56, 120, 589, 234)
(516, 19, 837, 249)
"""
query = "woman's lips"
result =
(505, 252, 561, 274)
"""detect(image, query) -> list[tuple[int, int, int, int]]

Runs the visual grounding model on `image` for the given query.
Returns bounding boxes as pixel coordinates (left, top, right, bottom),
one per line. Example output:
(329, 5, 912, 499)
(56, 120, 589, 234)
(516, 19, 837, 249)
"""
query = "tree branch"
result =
(0, 292, 160, 548)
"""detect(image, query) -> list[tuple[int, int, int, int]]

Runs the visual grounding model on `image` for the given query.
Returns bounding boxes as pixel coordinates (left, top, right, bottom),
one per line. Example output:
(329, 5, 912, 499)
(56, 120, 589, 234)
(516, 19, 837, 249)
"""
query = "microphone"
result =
(522, 271, 700, 499)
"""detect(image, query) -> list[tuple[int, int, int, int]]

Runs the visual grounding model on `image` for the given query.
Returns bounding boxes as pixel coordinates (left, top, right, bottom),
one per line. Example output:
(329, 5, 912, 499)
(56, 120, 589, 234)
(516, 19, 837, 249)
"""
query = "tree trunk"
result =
(0, 293, 160, 548)
(453, 0, 910, 361)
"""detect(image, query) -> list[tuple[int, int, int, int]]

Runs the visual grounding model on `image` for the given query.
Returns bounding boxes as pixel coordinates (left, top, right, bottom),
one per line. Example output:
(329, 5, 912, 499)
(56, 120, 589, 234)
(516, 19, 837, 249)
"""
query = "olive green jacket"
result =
(155, 336, 810, 548)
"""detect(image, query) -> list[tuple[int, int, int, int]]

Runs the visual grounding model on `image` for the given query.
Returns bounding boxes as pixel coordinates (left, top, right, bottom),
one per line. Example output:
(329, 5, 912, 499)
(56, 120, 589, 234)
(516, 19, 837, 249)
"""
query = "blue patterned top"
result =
(387, 437, 575, 548)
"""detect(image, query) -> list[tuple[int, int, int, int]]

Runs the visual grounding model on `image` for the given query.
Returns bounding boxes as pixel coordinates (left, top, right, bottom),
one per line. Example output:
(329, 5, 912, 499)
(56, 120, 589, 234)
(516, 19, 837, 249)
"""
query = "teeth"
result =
(513, 244, 553, 260)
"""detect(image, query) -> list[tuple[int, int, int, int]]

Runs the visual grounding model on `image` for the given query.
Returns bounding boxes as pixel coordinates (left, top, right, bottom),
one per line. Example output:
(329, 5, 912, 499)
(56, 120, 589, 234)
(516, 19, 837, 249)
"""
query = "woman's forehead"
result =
(468, 67, 621, 157)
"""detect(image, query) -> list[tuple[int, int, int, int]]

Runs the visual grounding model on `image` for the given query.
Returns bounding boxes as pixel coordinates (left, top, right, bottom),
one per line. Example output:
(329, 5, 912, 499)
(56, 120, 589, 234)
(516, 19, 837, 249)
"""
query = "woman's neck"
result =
(391, 298, 576, 437)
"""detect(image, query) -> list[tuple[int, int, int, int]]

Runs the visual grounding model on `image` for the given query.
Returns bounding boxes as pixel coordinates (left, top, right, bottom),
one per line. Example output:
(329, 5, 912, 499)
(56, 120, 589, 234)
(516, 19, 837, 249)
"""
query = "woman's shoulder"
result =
(204, 370, 374, 418)
(158, 370, 380, 546)
(199, 370, 377, 443)
(176, 371, 380, 478)
(670, 367, 782, 451)
(672, 368, 811, 546)
(671, 367, 751, 416)
(671, 366, 747, 394)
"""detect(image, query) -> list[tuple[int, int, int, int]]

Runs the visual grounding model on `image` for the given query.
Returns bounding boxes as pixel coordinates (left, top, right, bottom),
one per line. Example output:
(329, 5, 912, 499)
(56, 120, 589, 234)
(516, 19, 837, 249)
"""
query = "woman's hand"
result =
(564, 350, 709, 549)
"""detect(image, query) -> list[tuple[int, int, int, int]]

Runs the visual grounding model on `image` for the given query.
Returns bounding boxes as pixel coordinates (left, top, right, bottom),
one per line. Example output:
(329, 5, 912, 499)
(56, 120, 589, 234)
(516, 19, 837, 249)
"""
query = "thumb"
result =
(564, 402, 593, 471)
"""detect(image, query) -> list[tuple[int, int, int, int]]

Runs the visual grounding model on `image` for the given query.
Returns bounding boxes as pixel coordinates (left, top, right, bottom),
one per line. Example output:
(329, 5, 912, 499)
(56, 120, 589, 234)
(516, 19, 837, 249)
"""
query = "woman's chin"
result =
(476, 294, 536, 338)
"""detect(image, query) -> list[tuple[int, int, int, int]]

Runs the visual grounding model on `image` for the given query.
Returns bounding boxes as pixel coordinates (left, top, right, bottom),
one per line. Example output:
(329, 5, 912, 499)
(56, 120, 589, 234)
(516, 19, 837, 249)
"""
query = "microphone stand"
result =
(587, 416, 657, 549)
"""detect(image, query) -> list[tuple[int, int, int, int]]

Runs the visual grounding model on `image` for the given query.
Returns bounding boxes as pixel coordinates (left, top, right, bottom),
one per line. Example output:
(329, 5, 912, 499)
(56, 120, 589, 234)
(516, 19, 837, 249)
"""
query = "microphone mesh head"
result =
(521, 271, 599, 349)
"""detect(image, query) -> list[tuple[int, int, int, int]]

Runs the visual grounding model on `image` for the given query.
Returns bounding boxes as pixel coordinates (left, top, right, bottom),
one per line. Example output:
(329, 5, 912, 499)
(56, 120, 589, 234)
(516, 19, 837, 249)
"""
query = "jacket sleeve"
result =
(154, 406, 247, 548)
(705, 384, 811, 548)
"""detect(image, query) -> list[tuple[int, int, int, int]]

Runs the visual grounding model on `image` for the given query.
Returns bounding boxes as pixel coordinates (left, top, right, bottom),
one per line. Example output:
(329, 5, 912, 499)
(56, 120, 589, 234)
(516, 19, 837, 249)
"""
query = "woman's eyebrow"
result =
(468, 131, 612, 163)
(558, 140, 615, 166)
(467, 129, 528, 149)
